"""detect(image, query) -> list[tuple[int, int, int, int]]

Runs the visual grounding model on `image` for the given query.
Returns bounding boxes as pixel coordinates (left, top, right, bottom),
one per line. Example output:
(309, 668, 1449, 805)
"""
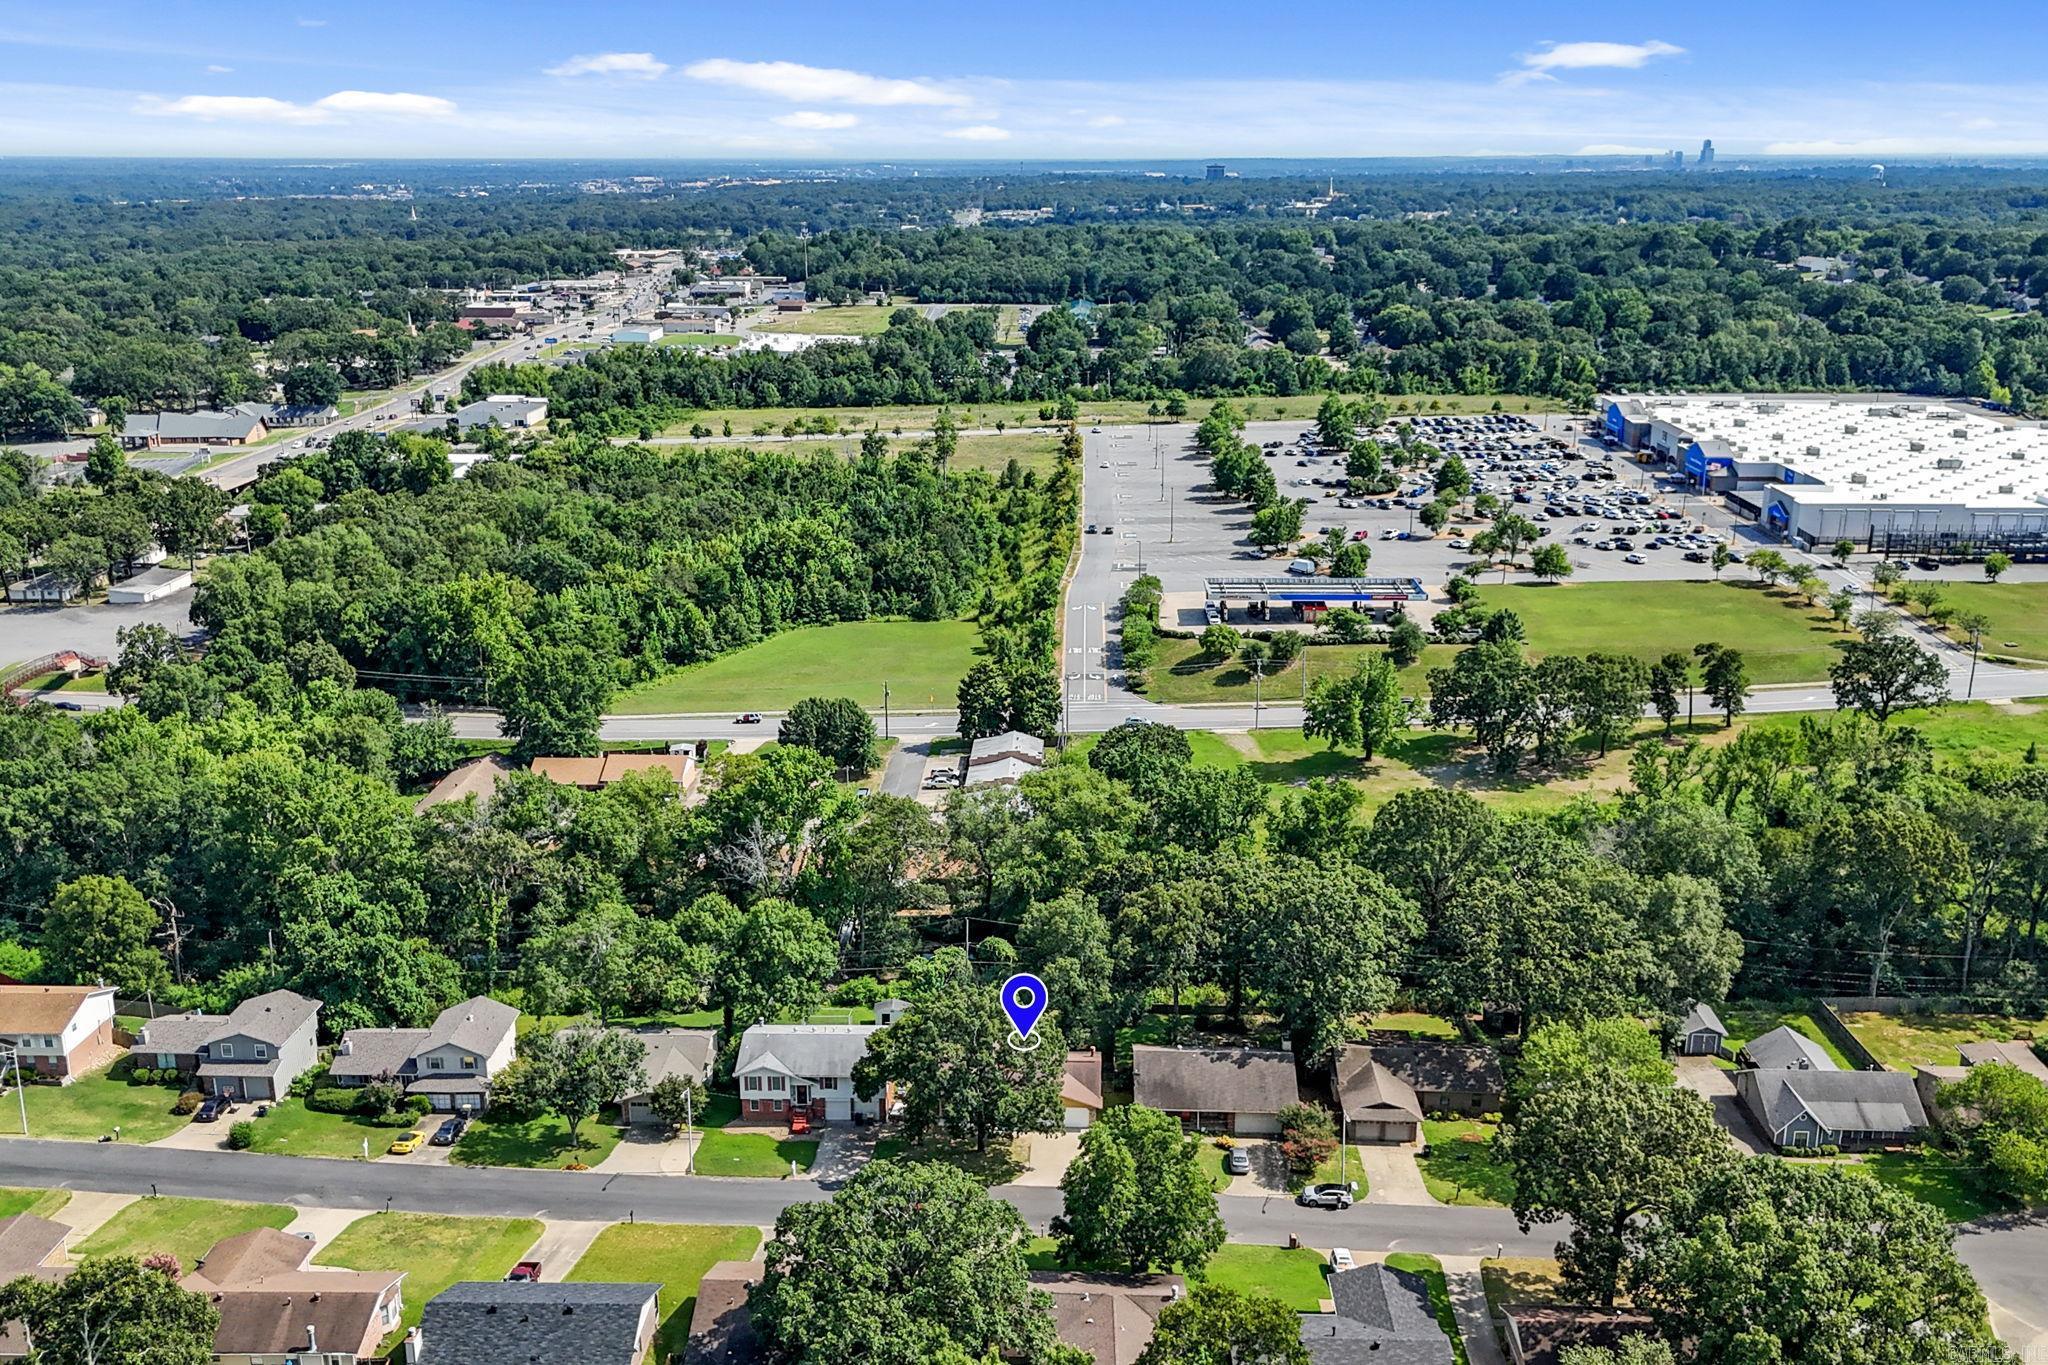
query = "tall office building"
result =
(1205, 163, 1226, 181)
(1698, 139, 1716, 169)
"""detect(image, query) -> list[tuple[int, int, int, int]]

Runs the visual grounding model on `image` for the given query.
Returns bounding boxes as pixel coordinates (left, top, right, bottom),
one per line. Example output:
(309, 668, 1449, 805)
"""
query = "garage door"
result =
(824, 1097, 851, 1121)
(1063, 1105, 1092, 1130)
(1234, 1113, 1282, 1137)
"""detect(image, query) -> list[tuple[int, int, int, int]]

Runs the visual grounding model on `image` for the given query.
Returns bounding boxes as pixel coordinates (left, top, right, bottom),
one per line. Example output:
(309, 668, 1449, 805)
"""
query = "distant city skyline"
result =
(2, 1, 2047, 159)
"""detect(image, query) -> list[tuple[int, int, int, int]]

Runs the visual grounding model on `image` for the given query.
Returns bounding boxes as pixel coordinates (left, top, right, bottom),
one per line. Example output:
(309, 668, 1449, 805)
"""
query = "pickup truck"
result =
(505, 1261, 542, 1283)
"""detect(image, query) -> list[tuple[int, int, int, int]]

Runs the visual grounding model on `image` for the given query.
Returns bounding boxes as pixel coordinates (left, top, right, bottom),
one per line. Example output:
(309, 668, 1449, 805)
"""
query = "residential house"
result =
(1739, 1025, 1837, 1072)
(0, 1213, 69, 1358)
(416, 1281, 661, 1365)
(328, 996, 519, 1113)
(1367, 1042, 1504, 1116)
(1503, 1307, 1656, 1365)
(234, 400, 338, 428)
(1332, 1047, 1422, 1144)
(529, 751, 698, 797)
(5, 572, 88, 604)
(1301, 1262, 1456, 1365)
(685, 1261, 764, 1365)
(601, 1027, 716, 1126)
(133, 990, 321, 1101)
(1063, 1049, 1105, 1130)
(1734, 1067, 1929, 1151)
(1677, 1003, 1727, 1056)
(964, 731, 1046, 788)
(1131, 1046, 1299, 1136)
(119, 409, 268, 448)
(733, 1023, 887, 1123)
(0, 984, 119, 1083)
(1916, 1039, 2048, 1118)
(455, 395, 549, 431)
(415, 755, 519, 812)
(188, 1227, 404, 1365)
(1035, 1273, 1183, 1365)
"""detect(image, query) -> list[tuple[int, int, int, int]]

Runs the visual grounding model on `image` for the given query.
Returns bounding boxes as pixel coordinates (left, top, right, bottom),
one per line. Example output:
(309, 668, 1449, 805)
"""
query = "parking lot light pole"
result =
(1251, 661, 1264, 730)
(882, 683, 890, 739)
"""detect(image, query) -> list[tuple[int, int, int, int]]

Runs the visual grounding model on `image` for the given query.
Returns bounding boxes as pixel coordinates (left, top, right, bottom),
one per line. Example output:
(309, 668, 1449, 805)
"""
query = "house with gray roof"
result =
(417, 1281, 660, 1365)
(1132, 1046, 1300, 1136)
(329, 996, 519, 1113)
(1366, 1041, 1504, 1116)
(133, 990, 320, 1101)
(594, 1026, 716, 1126)
(1734, 1067, 1929, 1151)
(234, 400, 338, 428)
(1677, 1003, 1727, 1056)
(734, 1023, 888, 1123)
(1302, 1262, 1456, 1365)
(119, 409, 268, 448)
(1334, 1047, 1422, 1144)
(1739, 1025, 1837, 1073)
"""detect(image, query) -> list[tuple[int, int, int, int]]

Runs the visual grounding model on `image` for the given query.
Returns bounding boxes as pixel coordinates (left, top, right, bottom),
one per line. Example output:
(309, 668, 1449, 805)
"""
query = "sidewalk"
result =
(1440, 1256, 1508, 1365)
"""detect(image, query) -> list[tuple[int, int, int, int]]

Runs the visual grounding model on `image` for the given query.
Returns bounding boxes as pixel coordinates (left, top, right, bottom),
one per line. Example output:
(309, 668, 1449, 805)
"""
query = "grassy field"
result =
(76, 1196, 294, 1272)
(691, 1094, 818, 1177)
(1903, 582, 2048, 661)
(614, 619, 981, 714)
(753, 305, 905, 336)
(1371, 1012, 1462, 1039)
(666, 393, 1565, 439)
(9, 1062, 193, 1143)
(0, 1187, 68, 1219)
(1748, 697, 2048, 768)
(1384, 1252, 1470, 1365)
(1718, 1003, 1855, 1071)
(1206, 1243, 1333, 1311)
(568, 1223, 762, 1364)
(871, 1135, 1027, 1185)
(320, 1212, 543, 1337)
(1851, 1150, 1999, 1223)
(451, 1111, 627, 1169)
(1836, 1011, 2048, 1072)
(1419, 1119, 1514, 1208)
(239, 1097, 416, 1159)
(663, 430, 1064, 476)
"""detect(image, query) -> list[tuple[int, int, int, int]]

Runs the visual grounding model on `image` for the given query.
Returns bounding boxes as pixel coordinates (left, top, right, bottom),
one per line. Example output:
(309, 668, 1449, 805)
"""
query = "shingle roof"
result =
(188, 1227, 401, 1360)
(1364, 1042, 1504, 1099)
(1333, 1048, 1422, 1123)
(0, 985, 112, 1037)
(1033, 1272, 1183, 1365)
(734, 1024, 879, 1082)
(1505, 1307, 1656, 1365)
(685, 1261, 762, 1365)
(968, 731, 1046, 766)
(422, 997, 519, 1056)
(1302, 1263, 1456, 1365)
(1679, 1003, 1727, 1038)
(1131, 1047, 1300, 1116)
(134, 1012, 219, 1056)
(1957, 1040, 2048, 1082)
(193, 1227, 312, 1283)
(623, 1028, 717, 1097)
(421, 1281, 659, 1365)
(416, 755, 518, 812)
(1743, 1026, 1838, 1072)
(329, 1028, 429, 1083)
(531, 756, 606, 787)
(1744, 1069, 1928, 1137)
(221, 990, 321, 1047)
(129, 410, 267, 442)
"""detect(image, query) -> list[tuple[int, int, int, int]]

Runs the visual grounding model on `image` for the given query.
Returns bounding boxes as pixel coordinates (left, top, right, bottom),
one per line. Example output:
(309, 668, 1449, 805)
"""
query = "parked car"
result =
(1915, 556, 1943, 571)
(387, 1129, 426, 1155)
(1085, 523, 1097, 534)
(194, 1094, 231, 1123)
(1331, 1247, 1357, 1271)
(1225, 1147, 1251, 1177)
(431, 1115, 469, 1146)
(505, 1261, 542, 1283)
(736, 712, 765, 724)
(1624, 553, 1647, 565)
(1296, 1182, 1356, 1210)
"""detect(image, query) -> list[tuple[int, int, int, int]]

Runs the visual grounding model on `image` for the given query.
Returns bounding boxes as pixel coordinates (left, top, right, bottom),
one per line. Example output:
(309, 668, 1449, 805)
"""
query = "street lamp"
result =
(1250, 659, 1265, 730)
(1124, 533, 1145, 572)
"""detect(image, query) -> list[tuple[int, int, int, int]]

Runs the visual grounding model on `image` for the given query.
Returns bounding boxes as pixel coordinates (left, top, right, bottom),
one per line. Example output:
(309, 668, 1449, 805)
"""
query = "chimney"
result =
(306, 1325, 318, 1354)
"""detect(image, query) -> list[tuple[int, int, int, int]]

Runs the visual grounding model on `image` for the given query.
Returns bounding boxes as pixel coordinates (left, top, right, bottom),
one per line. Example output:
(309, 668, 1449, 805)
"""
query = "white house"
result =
(733, 1023, 889, 1123)
(0, 985, 119, 1083)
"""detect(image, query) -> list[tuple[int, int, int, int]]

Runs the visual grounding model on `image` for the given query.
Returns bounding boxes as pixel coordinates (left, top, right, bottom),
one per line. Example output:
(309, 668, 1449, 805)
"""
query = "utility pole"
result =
(1251, 660, 1265, 730)
(3, 1048, 23, 1136)
(882, 683, 891, 739)
(1967, 625, 1982, 700)
(685, 1085, 695, 1175)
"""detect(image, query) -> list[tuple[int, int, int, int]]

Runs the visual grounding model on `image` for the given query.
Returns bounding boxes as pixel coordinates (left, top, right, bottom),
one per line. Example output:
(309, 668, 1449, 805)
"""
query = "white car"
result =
(1624, 553, 1647, 565)
(1331, 1248, 1356, 1272)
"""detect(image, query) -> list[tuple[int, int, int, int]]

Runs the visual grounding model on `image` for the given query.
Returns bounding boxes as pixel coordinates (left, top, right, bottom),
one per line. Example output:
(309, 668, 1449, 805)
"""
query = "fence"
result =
(1814, 998, 1887, 1071)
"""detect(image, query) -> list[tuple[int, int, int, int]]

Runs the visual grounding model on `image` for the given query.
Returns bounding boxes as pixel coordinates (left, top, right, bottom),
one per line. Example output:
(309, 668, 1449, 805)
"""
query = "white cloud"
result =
(944, 124, 1011, 141)
(1505, 39, 1682, 85)
(545, 52, 668, 80)
(683, 57, 967, 107)
(774, 110, 858, 130)
(1578, 143, 1670, 155)
(138, 89, 454, 123)
(1088, 114, 1125, 127)
(204, 64, 232, 75)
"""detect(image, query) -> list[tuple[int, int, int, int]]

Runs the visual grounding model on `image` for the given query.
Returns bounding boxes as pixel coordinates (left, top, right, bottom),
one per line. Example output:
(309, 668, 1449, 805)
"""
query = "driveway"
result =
(809, 1126, 877, 1185)
(522, 1219, 608, 1281)
(1356, 1140, 1433, 1206)
(1223, 1139, 1289, 1196)
(1676, 1057, 1769, 1155)
(1012, 1130, 1082, 1188)
(147, 1119, 227, 1152)
(593, 1127, 700, 1175)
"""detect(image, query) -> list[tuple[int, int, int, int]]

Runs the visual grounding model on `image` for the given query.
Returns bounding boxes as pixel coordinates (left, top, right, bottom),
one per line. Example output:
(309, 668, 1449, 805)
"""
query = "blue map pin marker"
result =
(1000, 973, 1049, 1049)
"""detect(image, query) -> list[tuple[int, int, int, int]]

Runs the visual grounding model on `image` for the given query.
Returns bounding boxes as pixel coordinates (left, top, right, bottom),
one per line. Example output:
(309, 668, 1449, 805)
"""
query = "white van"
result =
(1286, 557, 1317, 576)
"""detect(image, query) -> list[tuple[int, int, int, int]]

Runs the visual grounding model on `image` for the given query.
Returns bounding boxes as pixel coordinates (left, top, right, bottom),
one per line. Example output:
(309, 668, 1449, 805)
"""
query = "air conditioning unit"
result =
(1937, 458, 1964, 470)
(1843, 424, 1859, 434)
(1999, 484, 2016, 494)
(1805, 445, 1822, 457)
(1849, 472, 1868, 484)
(1909, 441, 1925, 452)
(1953, 428, 1970, 439)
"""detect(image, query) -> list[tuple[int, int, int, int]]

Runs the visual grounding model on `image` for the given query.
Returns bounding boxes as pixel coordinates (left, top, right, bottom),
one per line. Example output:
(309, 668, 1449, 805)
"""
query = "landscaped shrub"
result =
(831, 976, 888, 1008)
(404, 1095, 433, 1117)
(174, 1091, 203, 1115)
(226, 1121, 255, 1150)
(1277, 1102, 1338, 1177)
(308, 1087, 363, 1115)
(357, 1080, 404, 1119)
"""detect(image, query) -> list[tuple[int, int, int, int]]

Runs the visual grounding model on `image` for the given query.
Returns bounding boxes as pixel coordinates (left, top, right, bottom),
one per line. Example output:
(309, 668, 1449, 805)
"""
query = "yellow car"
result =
(387, 1130, 425, 1155)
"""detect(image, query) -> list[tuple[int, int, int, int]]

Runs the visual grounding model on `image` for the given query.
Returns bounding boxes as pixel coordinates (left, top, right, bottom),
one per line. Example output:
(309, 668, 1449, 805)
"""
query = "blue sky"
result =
(4, 1, 2048, 159)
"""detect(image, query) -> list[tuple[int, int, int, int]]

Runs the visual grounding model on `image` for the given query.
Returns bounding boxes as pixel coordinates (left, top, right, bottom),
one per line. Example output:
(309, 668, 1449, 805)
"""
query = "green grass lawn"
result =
(870, 1135, 1025, 1185)
(753, 305, 907, 336)
(1419, 1119, 1514, 1208)
(1835, 1011, 2048, 1072)
(240, 1098, 416, 1159)
(319, 1212, 543, 1337)
(0, 1187, 69, 1219)
(11, 1061, 193, 1142)
(1384, 1252, 1470, 1365)
(1206, 1244, 1333, 1311)
(613, 619, 981, 714)
(1717, 1003, 1855, 1071)
(1194, 1140, 1232, 1192)
(690, 1094, 818, 1178)
(451, 1111, 627, 1169)
(1850, 1150, 2000, 1223)
(568, 1222, 762, 1364)
(75, 1196, 293, 1272)
(1903, 582, 2048, 661)
(1748, 697, 2048, 769)
(1370, 1012, 1461, 1039)
(1307, 1145, 1371, 1194)
(1481, 1257, 1570, 1317)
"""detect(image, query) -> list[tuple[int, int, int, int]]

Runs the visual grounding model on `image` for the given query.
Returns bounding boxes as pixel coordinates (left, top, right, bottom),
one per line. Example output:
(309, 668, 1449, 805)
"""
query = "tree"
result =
(0, 1255, 218, 1365)
(956, 661, 1012, 740)
(1559, 1343, 1677, 1365)
(1985, 551, 2014, 581)
(1831, 537, 1856, 566)
(1746, 548, 1790, 587)
(1826, 587, 1856, 627)
(1935, 1062, 2048, 1205)
(1646, 652, 1689, 735)
(491, 1026, 646, 1154)
(1428, 640, 1535, 773)
(1829, 635, 1949, 724)
(41, 875, 169, 1000)
(1087, 721, 1193, 802)
(1418, 498, 1451, 534)
(854, 949, 1066, 1152)
(779, 696, 880, 773)
(83, 434, 126, 489)
(1530, 541, 1573, 582)
(1198, 624, 1241, 659)
(1330, 541, 1371, 577)
(1051, 1103, 1225, 1274)
(1303, 654, 1405, 759)
(105, 622, 186, 698)
(1249, 499, 1304, 552)
(647, 1072, 709, 1133)
(1244, 858, 1418, 1062)
(1386, 613, 1427, 667)
(1575, 653, 1650, 757)
(1497, 1064, 1727, 1306)
(752, 1160, 1075, 1365)
(1627, 1159, 2002, 1365)
(1694, 643, 1749, 727)
(495, 640, 612, 760)
(1134, 1282, 1310, 1365)
(1276, 1102, 1338, 1177)
(685, 896, 839, 1040)
(152, 478, 225, 567)
(1710, 542, 1732, 579)
(1018, 894, 1115, 1053)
